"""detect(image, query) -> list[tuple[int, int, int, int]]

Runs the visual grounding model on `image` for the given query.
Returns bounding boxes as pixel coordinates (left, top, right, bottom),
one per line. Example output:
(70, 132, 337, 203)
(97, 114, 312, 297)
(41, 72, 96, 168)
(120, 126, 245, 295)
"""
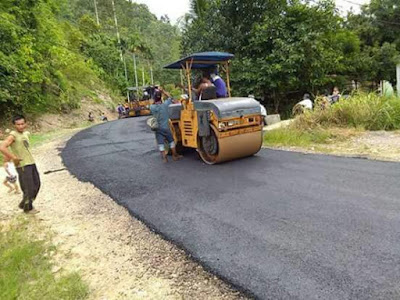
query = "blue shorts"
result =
(155, 128, 174, 144)
(155, 128, 175, 151)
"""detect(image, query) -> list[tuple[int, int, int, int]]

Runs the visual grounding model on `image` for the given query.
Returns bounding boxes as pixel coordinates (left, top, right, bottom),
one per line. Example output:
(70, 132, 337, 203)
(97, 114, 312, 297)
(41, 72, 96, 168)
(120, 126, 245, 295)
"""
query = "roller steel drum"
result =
(198, 125, 263, 165)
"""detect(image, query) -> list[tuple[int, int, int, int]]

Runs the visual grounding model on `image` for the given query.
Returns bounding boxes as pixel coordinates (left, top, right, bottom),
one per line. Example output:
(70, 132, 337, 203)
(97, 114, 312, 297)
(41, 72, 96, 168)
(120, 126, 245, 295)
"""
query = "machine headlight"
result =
(218, 122, 226, 129)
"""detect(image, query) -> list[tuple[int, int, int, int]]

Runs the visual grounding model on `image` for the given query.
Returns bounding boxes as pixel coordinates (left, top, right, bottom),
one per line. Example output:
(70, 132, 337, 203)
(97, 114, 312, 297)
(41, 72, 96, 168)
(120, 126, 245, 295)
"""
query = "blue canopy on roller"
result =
(164, 52, 234, 69)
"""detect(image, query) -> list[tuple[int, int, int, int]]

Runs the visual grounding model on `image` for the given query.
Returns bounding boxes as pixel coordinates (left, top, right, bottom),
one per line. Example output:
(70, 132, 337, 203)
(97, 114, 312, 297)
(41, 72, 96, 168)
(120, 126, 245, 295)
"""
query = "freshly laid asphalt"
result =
(62, 117, 400, 300)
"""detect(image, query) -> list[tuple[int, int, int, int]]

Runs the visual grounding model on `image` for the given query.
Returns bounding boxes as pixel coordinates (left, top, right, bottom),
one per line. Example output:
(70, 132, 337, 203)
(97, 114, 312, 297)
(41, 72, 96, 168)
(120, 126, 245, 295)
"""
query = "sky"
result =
(134, 0, 190, 24)
(134, 0, 370, 24)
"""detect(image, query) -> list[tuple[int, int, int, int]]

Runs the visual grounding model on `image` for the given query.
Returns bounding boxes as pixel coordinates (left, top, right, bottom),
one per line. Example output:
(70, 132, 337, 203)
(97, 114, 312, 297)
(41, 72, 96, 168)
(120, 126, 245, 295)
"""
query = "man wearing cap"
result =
(150, 88, 183, 163)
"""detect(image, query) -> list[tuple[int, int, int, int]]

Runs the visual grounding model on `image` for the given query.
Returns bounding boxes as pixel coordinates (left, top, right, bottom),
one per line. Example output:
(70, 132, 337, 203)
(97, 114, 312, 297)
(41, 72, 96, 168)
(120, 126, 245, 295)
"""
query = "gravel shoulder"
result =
(0, 131, 245, 300)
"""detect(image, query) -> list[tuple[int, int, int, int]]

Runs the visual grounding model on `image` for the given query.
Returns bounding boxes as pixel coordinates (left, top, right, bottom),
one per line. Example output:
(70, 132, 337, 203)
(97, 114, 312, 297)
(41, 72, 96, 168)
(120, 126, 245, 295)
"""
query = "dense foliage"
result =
(1, 0, 399, 119)
(0, 0, 180, 119)
(182, 0, 400, 113)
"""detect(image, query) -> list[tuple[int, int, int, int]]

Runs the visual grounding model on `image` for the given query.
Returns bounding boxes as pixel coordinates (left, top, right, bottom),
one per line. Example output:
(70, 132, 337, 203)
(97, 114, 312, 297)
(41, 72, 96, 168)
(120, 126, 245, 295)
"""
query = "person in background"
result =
(3, 158, 20, 194)
(209, 70, 227, 98)
(298, 93, 313, 110)
(329, 87, 341, 104)
(142, 91, 150, 100)
(117, 104, 125, 119)
(381, 81, 394, 98)
(100, 112, 108, 122)
(88, 111, 94, 122)
(124, 101, 130, 116)
(150, 88, 183, 163)
(292, 94, 313, 115)
(0, 115, 41, 214)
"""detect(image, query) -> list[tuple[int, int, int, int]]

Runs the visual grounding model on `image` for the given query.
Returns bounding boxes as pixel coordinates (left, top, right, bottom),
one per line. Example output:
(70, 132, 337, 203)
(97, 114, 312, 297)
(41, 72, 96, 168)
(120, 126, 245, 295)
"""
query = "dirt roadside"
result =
(0, 131, 246, 300)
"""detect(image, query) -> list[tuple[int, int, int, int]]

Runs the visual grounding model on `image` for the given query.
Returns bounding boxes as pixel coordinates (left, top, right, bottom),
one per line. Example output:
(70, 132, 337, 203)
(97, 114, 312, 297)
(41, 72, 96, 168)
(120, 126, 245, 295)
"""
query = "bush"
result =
(295, 93, 400, 131)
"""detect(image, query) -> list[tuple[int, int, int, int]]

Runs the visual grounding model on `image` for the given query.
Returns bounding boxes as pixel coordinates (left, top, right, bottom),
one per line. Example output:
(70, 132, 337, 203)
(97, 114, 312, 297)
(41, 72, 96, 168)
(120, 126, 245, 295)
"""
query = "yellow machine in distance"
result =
(126, 86, 154, 117)
(165, 52, 263, 164)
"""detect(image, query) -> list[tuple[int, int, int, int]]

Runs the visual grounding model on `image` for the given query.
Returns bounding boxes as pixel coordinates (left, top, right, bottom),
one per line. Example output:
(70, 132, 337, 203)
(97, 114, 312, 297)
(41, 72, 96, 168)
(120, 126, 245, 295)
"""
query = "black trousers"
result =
(17, 164, 41, 210)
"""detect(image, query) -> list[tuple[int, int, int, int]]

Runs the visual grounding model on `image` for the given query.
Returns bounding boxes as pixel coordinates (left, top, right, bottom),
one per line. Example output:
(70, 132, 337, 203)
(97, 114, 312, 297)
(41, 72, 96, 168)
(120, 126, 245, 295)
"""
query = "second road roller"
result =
(164, 52, 263, 164)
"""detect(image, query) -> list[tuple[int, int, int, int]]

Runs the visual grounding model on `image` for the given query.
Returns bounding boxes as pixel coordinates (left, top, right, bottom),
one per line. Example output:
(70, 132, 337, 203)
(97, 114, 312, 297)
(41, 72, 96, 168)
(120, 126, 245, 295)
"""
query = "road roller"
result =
(164, 52, 263, 164)
(127, 86, 154, 117)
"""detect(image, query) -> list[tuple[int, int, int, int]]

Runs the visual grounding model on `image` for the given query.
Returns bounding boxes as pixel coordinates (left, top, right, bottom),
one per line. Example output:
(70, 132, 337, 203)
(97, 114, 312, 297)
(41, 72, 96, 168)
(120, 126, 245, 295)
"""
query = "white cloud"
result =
(134, 0, 190, 24)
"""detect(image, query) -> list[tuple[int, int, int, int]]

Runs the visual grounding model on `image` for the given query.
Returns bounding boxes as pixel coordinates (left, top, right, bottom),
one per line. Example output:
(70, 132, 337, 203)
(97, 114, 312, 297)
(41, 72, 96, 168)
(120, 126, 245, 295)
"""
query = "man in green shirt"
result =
(0, 115, 41, 214)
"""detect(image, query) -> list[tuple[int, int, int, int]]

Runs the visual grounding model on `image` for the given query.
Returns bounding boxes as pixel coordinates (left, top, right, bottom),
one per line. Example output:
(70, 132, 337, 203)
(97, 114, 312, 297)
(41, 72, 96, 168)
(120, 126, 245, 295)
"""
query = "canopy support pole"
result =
(397, 64, 400, 97)
(225, 61, 232, 97)
(185, 59, 193, 102)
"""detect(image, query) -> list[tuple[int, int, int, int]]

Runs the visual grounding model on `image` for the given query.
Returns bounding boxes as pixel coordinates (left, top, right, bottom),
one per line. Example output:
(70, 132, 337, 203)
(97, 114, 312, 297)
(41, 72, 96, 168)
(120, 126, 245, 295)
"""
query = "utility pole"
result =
(150, 65, 154, 85)
(111, 0, 122, 61)
(133, 53, 139, 96)
(111, 0, 128, 100)
(93, 0, 100, 25)
(397, 64, 400, 97)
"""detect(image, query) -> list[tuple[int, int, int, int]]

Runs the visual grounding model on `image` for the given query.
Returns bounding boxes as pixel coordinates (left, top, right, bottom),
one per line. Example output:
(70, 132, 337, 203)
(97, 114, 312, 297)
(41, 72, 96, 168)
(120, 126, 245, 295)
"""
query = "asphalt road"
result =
(62, 117, 400, 299)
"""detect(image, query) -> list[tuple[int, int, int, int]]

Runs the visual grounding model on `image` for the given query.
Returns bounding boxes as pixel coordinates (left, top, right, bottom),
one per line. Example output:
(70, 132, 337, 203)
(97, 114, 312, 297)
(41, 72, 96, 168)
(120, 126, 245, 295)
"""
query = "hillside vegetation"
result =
(0, 0, 180, 120)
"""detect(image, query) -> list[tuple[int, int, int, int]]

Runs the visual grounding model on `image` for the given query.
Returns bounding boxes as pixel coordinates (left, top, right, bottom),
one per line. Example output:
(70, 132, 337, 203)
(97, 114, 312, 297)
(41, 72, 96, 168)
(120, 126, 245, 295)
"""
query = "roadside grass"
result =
(264, 128, 332, 147)
(0, 218, 88, 300)
(295, 93, 400, 131)
(263, 125, 360, 149)
(264, 93, 399, 150)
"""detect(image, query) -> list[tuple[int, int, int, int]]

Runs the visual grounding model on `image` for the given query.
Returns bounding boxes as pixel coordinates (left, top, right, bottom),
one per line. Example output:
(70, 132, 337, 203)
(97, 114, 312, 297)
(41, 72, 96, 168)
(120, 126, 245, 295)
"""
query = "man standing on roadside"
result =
(0, 115, 41, 214)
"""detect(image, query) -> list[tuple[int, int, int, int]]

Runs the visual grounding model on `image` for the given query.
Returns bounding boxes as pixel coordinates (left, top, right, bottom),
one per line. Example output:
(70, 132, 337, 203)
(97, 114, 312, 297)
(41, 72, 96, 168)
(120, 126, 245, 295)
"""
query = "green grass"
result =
(264, 128, 333, 147)
(0, 218, 88, 300)
(264, 92, 399, 149)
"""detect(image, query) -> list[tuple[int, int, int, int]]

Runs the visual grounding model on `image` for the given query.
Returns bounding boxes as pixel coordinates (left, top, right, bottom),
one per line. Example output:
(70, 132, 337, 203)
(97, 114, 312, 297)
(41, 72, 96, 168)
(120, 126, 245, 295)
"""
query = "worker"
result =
(117, 104, 125, 119)
(209, 70, 227, 98)
(195, 78, 216, 100)
(88, 111, 94, 122)
(298, 93, 313, 110)
(142, 91, 150, 100)
(100, 112, 108, 122)
(150, 88, 183, 163)
(292, 94, 313, 115)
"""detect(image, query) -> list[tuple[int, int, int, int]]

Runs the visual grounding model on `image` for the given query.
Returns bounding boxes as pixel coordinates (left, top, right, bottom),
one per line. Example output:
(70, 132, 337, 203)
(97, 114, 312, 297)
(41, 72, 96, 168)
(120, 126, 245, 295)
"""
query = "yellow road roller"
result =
(127, 86, 154, 117)
(164, 52, 263, 164)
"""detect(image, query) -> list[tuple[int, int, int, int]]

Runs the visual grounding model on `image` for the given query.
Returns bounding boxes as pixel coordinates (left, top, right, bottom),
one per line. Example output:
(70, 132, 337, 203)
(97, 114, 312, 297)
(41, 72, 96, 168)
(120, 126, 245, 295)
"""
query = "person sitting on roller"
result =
(209, 70, 227, 98)
(150, 88, 183, 163)
(195, 77, 216, 100)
